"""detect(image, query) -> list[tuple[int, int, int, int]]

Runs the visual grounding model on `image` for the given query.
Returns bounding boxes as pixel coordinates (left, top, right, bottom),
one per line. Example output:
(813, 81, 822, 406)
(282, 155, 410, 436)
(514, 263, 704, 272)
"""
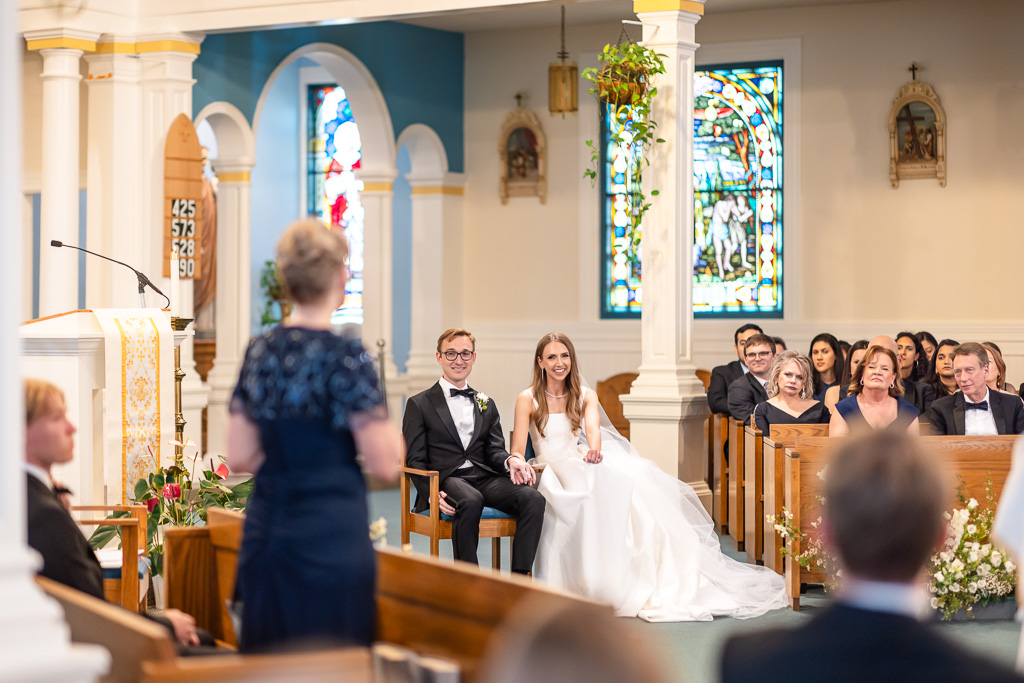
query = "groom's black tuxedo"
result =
(403, 382, 545, 573)
(925, 391, 1024, 436)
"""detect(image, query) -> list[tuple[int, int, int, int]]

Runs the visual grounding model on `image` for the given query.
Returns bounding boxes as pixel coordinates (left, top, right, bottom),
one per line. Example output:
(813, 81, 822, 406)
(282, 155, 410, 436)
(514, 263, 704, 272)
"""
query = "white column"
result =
(361, 171, 401, 414)
(4, 17, 109, 681)
(619, 3, 711, 508)
(138, 38, 208, 440)
(37, 46, 84, 316)
(84, 48, 142, 309)
(205, 162, 253, 457)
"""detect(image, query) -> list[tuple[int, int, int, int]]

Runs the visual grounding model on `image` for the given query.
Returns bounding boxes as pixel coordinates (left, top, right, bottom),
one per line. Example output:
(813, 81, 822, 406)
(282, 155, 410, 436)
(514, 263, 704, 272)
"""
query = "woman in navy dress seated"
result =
(753, 350, 830, 435)
(830, 345, 920, 437)
(228, 219, 402, 653)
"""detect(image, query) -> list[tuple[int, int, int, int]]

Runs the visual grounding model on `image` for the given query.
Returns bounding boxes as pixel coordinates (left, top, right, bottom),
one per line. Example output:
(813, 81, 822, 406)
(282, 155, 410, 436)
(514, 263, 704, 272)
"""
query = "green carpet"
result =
(369, 489, 1020, 682)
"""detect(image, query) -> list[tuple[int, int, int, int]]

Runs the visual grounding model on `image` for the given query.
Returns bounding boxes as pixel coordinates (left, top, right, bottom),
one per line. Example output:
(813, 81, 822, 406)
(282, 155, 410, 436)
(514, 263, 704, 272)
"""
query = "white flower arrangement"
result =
(369, 516, 388, 547)
(475, 392, 489, 412)
(767, 508, 840, 591)
(929, 482, 1016, 620)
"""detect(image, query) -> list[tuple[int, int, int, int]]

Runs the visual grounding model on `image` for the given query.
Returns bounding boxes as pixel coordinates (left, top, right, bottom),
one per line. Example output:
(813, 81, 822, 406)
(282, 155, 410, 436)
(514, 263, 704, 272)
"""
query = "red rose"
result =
(161, 483, 181, 499)
(215, 464, 230, 479)
(146, 498, 159, 513)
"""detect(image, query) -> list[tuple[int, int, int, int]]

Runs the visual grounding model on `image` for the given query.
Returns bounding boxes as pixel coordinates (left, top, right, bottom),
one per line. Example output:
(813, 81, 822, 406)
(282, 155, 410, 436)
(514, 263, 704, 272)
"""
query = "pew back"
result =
(711, 413, 730, 535)
(727, 418, 745, 551)
(743, 424, 763, 564)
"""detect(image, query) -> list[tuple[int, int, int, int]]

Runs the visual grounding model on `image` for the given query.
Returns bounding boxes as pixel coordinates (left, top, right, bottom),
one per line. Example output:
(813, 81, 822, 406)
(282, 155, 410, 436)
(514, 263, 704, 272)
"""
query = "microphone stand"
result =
(49, 240, 170, 309)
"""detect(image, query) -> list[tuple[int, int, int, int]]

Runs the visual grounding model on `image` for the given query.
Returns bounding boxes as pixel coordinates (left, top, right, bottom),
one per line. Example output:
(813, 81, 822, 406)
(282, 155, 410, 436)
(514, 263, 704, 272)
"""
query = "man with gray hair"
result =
(925, 342, 1024, 435)
(721, 432, 1021, 682)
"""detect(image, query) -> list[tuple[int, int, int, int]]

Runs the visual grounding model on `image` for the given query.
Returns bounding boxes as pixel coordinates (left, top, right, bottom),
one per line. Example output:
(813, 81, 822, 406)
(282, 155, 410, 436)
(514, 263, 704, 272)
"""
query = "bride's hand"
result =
(583, 449, 603, 464)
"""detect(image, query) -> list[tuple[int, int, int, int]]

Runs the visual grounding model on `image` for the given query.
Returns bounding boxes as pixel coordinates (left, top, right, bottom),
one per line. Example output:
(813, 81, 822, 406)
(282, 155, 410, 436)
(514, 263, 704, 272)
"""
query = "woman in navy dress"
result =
(830, 345, 920, 437)
(228, 219, 402, 653)
(753, 350, 830, 435)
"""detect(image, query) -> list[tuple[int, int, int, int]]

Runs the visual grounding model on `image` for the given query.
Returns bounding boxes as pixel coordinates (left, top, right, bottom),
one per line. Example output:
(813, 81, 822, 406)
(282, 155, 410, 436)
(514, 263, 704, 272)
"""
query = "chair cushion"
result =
(415, 507, 514, 523)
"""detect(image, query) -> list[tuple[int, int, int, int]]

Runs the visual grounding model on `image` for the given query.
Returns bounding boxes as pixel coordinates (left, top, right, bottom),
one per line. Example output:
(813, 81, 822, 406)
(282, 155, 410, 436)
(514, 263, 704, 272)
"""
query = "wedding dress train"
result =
(531, 388, 788, 622)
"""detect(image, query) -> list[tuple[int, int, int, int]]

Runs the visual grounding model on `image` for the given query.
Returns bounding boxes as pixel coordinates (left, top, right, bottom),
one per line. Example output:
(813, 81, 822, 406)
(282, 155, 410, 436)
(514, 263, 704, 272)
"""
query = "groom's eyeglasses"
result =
(443, 350, 474, 361)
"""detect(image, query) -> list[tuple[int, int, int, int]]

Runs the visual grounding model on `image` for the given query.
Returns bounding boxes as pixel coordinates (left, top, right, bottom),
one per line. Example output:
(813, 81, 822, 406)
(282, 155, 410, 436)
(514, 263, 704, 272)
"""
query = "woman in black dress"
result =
(228, 219, 402, 653)
(808, 333, 842, 402)
(753, 350, 830, 434)
(925, 339, 959, 400)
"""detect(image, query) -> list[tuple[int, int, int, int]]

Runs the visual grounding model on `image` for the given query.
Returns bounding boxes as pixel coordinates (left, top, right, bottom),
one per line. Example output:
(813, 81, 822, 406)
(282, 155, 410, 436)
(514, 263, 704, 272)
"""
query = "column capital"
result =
(407, 171, 466, 196)
(84, 50, 141, 85)
(633, 0, 705, 15)
(24, 28, 101, 52)
(361, 168, 398, 195)
(211, 157, 255, 181)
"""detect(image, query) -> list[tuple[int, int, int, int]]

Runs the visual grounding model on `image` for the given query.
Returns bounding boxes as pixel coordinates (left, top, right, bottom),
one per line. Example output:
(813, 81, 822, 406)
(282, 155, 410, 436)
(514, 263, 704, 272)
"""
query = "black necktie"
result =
(965, 401, 989, 411)
(450, 387, 476, 400)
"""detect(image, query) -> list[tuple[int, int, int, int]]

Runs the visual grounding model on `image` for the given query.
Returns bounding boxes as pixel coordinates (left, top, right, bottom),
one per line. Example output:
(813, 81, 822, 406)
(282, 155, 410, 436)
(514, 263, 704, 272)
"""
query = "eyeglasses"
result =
(745, 350, 772, 360)
(442, 350, 474, 362)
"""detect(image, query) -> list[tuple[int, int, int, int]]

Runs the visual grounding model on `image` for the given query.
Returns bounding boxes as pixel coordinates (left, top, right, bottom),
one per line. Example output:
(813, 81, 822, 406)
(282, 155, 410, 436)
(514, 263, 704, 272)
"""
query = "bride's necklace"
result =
(544, 390, 567, 399)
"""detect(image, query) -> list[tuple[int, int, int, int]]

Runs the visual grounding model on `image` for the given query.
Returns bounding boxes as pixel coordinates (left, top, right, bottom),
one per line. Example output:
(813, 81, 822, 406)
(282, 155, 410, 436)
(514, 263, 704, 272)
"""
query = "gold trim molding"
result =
(27, 37, 201, 56)
(411, 186, 464, 196)
(362, 182, 394, 193)
(633, 0, 705, 15)
(216, 171, 250, 183)
(26, 37, 97, 52)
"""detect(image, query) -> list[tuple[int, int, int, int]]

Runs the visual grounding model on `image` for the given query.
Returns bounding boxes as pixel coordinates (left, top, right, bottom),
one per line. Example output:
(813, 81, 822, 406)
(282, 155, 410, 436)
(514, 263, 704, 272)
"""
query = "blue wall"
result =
(31, 191, 87, 317)
(193, 22, 464, 172)
(392, 145, 412, 372)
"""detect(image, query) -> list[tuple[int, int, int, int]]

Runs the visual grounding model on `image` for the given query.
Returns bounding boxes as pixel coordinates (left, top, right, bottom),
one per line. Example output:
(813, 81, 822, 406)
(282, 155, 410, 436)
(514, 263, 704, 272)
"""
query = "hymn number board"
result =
(163, 113, 204, 278)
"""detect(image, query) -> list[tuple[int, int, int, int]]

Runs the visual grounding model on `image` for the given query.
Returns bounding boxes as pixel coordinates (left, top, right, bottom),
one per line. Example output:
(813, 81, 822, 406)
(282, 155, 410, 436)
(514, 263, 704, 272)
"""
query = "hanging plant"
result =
(259, 259, 292, 326)
(583, 39, 667, 267)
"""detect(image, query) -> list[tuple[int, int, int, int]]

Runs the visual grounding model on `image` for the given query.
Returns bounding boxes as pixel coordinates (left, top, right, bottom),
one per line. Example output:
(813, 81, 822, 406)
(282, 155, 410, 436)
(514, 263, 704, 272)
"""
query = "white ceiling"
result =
(399, 0, 900, 32)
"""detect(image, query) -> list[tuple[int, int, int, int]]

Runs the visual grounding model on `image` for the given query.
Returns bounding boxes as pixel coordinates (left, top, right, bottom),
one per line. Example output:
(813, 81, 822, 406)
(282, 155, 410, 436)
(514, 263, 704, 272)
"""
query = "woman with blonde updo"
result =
(228, 218, 402, 653)
(752, 351, 830, 434)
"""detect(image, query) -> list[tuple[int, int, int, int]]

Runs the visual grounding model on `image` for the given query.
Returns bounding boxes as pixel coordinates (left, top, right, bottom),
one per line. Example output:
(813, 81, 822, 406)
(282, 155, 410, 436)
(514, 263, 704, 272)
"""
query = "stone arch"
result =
(395, 123, 448, 178)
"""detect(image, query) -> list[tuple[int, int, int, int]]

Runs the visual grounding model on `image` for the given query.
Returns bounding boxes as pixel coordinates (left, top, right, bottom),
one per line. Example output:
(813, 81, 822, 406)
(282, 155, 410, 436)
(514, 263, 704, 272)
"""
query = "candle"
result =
(170, 250, 180, 316)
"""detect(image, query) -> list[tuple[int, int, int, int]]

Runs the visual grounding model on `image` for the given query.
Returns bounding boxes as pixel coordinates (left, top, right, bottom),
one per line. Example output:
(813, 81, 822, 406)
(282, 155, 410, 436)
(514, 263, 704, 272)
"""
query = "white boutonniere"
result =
(476, 392, 489, 412)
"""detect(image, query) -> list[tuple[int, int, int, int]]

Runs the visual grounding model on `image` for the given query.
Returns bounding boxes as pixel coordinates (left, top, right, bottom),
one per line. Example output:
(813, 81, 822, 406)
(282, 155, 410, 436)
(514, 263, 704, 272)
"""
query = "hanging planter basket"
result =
(595, 64, 649, 107)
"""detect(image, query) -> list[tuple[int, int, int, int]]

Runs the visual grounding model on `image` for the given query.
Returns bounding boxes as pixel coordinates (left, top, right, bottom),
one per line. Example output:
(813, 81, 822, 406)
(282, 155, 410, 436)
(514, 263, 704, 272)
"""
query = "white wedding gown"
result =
(531, 388, 788, 622)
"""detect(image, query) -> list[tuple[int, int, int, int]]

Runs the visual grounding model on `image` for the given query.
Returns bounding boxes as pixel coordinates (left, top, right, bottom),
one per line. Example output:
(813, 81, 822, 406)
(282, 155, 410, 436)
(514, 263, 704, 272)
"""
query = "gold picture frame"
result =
(888, 80, 946, 188)
(499, 107, 546, 204)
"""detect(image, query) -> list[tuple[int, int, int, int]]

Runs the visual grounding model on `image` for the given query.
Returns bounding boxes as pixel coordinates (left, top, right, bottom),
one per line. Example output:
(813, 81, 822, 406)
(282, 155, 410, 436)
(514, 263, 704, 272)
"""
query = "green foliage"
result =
(260, 259, 288, 326)
(582, 40, 667, 267)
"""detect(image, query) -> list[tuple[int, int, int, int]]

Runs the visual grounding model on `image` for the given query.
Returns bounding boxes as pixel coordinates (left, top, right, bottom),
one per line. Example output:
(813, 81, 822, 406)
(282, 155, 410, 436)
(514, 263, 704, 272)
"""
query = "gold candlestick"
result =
(170, 317, 193, 467)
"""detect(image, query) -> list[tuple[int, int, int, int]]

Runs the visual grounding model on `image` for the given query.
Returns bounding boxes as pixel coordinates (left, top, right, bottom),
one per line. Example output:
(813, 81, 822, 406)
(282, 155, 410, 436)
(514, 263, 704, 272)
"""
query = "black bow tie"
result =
(965, 400, 989, 411)
(450, 387, 477, 399)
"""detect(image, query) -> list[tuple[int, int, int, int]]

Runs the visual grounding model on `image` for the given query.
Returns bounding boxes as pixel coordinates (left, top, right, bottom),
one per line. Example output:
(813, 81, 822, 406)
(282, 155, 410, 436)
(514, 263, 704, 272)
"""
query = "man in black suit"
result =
(721, 431, 1021, 683)
(727, 333, 775, 425)
(925, 342, 1024, 436)
(707, 323, 763, 414)
(402, 328, 545, 574)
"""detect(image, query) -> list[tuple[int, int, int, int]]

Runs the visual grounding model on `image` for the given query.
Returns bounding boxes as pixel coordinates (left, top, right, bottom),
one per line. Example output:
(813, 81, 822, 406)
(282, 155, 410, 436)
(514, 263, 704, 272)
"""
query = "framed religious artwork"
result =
(888, 77, 946, 188)
(499, 104, 547, 204)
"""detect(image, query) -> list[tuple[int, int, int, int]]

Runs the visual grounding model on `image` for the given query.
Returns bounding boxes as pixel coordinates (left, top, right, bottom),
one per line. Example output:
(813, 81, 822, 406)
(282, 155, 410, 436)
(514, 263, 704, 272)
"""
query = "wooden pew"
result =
(783, 435, 1017, 610)
(142, 650, 374, 682)
(762, 423, 829, 573)
(727, 417, 745, 551)
(711, 412, 730, 534)
(743, 424, 763, 564)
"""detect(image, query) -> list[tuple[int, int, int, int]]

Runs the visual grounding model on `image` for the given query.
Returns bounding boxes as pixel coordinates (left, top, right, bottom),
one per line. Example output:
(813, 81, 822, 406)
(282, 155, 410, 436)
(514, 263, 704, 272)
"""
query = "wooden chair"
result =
(596, 372, 638, 440)
(74, 504, 148, 612)
(727, 418, 745, 551)
(695, 368, 712, 393)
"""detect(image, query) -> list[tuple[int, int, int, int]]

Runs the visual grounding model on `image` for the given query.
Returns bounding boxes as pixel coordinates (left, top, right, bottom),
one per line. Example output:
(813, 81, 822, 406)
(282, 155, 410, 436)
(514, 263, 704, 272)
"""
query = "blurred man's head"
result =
(24, 379, 76, 474)
(733, 324, 764, 364)
(823, 431, 948, 582)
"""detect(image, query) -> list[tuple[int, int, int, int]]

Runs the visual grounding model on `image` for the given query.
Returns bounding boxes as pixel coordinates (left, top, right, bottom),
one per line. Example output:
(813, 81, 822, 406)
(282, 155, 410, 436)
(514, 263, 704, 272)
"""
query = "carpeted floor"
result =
(369, 488, 1020, 682)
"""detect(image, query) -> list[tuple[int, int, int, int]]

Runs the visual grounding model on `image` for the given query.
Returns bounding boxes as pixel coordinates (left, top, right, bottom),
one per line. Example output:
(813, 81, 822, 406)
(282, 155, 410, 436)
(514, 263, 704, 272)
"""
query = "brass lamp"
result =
(548, 5, 578, 116)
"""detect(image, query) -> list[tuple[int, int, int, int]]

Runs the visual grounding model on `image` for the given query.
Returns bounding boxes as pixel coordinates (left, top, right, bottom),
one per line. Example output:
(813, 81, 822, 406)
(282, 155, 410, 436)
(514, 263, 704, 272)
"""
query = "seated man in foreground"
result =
(720, 430, 1022, 682)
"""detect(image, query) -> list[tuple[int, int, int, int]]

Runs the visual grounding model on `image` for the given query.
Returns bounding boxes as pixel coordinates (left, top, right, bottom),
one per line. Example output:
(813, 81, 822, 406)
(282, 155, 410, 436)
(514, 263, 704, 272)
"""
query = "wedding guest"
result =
(926, 339, 960, 400)
(752, 351, 830, 434)
(809, 333, 842, 402)
(228, 219, 403, 652)
(983, 342, 1017, 395)
(895, 332, 934, 413)
(839, 340, 851, 362)
(824, 340, 869, 412)
(773, 336, 787, 351)
(707, 323, 763, 415)
(830, 345, 920, 436)
(924, 343, 1024, 436)
(915, 330, 939, 364)
(728, 334, 776, 425)
(721, 431, 1022, 683)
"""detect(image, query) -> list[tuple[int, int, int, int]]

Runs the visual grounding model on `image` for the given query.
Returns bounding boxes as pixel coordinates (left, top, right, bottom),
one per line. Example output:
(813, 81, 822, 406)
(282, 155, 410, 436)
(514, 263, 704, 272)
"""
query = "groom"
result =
(403, 328, 545, 574)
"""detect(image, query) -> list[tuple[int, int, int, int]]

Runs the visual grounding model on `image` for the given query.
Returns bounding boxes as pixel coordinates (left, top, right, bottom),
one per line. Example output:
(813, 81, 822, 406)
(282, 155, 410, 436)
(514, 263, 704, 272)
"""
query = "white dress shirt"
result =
(841, 577, 931, 620)
(965, 388, 999, 436)
(439, 377, 475, 468)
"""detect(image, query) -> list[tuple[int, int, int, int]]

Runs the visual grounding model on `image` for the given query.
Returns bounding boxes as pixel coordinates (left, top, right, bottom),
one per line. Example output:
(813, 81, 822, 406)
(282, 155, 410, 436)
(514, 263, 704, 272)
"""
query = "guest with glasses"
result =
(727, 334, 776, 425)
(707, 324, 763, 415)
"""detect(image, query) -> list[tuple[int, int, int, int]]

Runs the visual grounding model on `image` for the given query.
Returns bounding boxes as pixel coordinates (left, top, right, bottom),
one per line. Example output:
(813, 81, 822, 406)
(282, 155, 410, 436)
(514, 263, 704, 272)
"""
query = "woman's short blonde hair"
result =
(25, 378, 64, 425)
(275, 218, 350, 304)
(849, 346, 904, 398)
(765, 350, 813, 400)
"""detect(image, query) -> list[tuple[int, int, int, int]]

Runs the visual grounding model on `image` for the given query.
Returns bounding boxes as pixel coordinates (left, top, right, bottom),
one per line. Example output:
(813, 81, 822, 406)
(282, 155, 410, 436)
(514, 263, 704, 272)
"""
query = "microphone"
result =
(50, 240, 171, 309)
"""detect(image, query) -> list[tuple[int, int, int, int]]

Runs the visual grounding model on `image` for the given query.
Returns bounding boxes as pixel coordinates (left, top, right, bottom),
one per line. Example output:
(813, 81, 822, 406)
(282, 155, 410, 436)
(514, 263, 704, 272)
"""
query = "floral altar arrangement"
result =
(768, 507, 840, 591)
(90, 438, 253, 577)
(929, 482, 1016, 620)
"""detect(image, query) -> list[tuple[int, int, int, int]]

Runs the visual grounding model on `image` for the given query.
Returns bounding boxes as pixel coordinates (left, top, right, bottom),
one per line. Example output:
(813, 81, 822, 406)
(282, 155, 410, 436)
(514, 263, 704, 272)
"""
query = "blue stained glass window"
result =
(600, 103, 642, 318)
(307, 84, 364, 326)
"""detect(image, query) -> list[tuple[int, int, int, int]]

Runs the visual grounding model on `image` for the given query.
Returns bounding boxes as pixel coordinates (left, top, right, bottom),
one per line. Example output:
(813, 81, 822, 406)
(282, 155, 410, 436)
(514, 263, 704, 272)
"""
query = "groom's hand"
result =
(508, 455, 536, 486)
(438, 491, 457, 516)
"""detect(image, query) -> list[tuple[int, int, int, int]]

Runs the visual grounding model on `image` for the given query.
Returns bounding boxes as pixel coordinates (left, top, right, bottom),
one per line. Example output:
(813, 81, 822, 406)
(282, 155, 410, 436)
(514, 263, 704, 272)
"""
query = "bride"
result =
(510, 332, 787, 622)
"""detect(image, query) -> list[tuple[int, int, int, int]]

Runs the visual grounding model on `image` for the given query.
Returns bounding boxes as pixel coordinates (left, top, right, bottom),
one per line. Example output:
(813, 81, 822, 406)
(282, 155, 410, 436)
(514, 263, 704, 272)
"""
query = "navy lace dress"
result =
(230, 327, 383, 652)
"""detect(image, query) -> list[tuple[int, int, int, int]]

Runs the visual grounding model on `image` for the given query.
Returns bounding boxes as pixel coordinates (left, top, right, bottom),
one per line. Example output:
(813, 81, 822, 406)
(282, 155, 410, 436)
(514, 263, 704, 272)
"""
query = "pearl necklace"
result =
(544, 390, 568, 399)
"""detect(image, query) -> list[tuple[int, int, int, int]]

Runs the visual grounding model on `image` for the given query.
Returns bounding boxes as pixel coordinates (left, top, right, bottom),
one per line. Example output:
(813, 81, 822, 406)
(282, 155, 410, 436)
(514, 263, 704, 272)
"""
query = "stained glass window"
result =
(600, 103, 642, 318)
(693, 62, 783, 318)
(307, 84, 364, 326)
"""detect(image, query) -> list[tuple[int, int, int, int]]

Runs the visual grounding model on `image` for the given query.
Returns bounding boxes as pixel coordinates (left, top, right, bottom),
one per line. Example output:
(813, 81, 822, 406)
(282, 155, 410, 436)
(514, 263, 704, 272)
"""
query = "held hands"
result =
(508, 455, 536, 486)
(438, 491, 457, 516)
(583, 449, 603, 464)
(164, 608, 200, 646)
